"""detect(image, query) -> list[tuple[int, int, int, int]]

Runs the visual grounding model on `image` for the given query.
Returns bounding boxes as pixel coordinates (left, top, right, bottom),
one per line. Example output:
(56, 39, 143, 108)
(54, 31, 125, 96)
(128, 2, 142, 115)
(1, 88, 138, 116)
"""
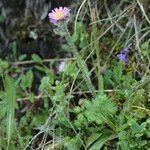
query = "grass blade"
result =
(4, 75, 16, 150)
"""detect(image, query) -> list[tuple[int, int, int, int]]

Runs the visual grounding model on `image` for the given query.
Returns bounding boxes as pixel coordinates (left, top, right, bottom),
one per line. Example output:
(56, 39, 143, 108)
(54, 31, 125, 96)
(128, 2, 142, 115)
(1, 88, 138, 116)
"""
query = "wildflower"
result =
(122, 47, 128, 55)
(117, 53, 128, 64)
(48, 6, 96, 96)
(48, 7, 71, 24)
(117, 47, 129, 64)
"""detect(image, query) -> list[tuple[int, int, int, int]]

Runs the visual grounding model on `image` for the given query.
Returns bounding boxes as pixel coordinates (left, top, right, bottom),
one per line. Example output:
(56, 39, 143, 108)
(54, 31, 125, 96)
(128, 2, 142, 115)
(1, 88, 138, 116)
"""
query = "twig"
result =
(12, 58, 76, 66)
(17, 92, 45, 101)
(17, 89, 117, 101)
(133, 106, 150, 113)
(74, 0, 87, 32)
(72, 89, 118, 95)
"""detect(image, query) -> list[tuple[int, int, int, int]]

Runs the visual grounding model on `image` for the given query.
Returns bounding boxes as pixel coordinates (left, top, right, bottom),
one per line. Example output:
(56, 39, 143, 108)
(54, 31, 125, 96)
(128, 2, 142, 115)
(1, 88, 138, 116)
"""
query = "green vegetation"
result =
(0, 0, 150, 149)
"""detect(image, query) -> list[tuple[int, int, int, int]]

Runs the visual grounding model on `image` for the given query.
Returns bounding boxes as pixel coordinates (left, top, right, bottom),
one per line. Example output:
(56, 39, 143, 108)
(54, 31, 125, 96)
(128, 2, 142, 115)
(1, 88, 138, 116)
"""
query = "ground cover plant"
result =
(0, 0, 150, 149)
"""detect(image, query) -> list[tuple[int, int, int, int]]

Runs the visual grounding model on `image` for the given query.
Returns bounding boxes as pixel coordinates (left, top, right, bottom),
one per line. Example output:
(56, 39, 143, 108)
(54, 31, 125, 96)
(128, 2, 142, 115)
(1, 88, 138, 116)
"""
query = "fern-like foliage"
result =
(77, 95, 118, 131)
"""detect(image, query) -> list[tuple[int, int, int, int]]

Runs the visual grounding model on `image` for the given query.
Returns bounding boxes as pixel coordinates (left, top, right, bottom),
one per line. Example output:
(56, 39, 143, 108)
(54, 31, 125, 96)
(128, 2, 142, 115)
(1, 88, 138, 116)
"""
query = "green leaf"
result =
(118, 131, 127, 140)
(129, 139, 138, 148)
(20, 70, 34, 90)
(5, 75, 16, 147)
(138, 140, 147, 147)
(117, 141, 129, 150)
(89, 133, 116, 150)
(65, 62, 78, 78)
(0, 15, 5, 23)
(29, 93, 35, 103)
(80, 95, 117, 130)
(34, 65, 46, 72)
(0, 59, 9, 74)
(39, 76, 53, 92)
(113, 62, 123, 84)
(18, 54, 27, 61)
(130, 122, 146, 135)
(141, 41, 149, 56)
(146, 118, 150, 124)
(86, 133, 102, 148)
(32, 54, 43, 64)
(26, 70, 34, 89)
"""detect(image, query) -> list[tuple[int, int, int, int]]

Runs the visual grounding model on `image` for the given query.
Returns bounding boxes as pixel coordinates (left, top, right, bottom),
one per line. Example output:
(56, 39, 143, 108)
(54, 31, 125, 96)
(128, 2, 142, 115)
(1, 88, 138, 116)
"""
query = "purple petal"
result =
(117, 54, 128, 64)
(117, 54, 125, 59)
(124, 57, 128, 64)
(50, 19, 56, 23)
(123, 47, 128, 55)
(48, 6, 71, 25)
(48, 13, 55, 19)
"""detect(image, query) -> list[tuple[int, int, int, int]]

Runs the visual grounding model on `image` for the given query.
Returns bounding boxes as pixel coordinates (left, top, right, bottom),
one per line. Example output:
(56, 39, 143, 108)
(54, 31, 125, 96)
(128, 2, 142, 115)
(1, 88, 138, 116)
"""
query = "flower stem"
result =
(64, 25, 96, 97)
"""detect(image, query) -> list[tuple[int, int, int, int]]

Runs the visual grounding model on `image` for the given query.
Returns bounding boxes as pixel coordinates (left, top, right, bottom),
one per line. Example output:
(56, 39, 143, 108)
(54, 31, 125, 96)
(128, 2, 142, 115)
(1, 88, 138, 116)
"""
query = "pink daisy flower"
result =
(48, 7, 71, 24)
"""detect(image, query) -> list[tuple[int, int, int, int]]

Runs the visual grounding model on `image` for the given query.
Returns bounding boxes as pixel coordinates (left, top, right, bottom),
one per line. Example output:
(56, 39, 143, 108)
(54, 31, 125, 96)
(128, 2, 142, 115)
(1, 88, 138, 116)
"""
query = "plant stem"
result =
(64, 24, 96, 97)
(91, 8, 103, 95)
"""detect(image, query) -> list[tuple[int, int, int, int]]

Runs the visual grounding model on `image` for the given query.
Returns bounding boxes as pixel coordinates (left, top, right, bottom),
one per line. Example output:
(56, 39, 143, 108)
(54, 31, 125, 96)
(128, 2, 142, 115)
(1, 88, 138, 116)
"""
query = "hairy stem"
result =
(63, 24, 96, 97)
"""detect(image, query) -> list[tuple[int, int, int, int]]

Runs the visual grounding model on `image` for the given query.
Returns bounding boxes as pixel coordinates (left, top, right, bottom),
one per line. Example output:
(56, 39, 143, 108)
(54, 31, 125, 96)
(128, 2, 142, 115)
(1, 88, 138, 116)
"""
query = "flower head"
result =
(48, 7, 71, 24)
(117, 53, 128, 64)
(117, 47, 129, 64)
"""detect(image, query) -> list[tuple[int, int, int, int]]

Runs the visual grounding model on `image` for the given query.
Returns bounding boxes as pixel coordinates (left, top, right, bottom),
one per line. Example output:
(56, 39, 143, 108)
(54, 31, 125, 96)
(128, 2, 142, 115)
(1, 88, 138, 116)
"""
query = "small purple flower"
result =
(123, 47, 128, 55)
(117, 47, 129, 64)
(117, 53, 128, 64)
(48, 7, 71, 24)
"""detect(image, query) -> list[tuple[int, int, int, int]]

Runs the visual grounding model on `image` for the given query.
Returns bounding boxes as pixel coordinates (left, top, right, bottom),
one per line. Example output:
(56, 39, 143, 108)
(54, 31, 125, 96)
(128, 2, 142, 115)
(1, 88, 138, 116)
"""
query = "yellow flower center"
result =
(55, 11, 65, 19)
